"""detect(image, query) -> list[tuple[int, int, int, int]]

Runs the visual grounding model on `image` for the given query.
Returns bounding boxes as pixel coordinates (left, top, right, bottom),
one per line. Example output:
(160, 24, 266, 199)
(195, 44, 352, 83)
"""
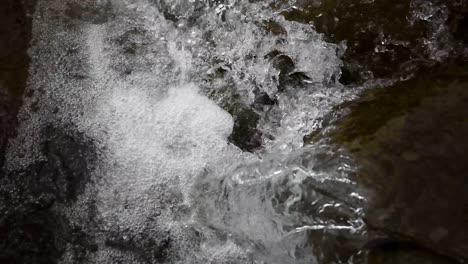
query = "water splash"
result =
(5, 0, 368, 263)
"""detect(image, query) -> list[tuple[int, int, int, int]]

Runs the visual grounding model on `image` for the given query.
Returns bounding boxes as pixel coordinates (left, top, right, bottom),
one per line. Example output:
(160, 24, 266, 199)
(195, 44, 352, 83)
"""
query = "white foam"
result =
(6, 0, 363, 263)
(80, 18, 243, 262)
(94, 83, 234, 208)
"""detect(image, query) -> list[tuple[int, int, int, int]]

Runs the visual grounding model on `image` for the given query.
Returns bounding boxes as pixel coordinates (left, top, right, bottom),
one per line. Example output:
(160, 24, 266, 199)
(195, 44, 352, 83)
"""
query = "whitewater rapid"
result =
(5, 0, 366, 263)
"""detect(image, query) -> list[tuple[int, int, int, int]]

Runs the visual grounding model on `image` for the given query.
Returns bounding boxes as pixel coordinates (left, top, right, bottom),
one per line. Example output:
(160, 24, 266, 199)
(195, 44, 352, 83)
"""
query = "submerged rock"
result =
(2, 0, 467, 263)
(0, 126, 99, 264)
(309, 62, 468, 262)
(65, 0, 113, 25)
(0, 0, 36, 169)
(278, 0, 467, 84)
(225, 99, 263, 152)
(356, 244, 459, 264)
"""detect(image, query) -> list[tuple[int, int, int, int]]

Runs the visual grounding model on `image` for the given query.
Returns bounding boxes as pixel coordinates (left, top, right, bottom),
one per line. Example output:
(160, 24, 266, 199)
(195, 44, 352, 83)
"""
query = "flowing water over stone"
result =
(0, 0, 467, 263)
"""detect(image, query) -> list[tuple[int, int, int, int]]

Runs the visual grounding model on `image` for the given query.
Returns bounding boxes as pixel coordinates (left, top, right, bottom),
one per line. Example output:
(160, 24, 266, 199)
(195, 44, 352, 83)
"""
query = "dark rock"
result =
(271, 54, 295, 75)
(65, 0, 113, 25)
(280, 71, 313, 89)
(0, 185, 98, 264)
(41, 126, 97, 202)
(267, 52, 316, 89)
(227, 104, 263, 152)
(324, 62, 468, 262)
(446, 0, 468, 45)
(206, 84, 264, 152)
(260, 19, 287, 36)
(264, 49, 281, 60)
(0, 198, 99, 264)
(0, 206, 65, 264)
(253, 91, 276, 108)
(277, 0, 466, 83)
(105, 228, 173, 263)
(7, 126, 98, 203)
(150, 0, 208, 25)
(0, 125, 99, 263)
(0, 0, 36, 169)
(356, 244, 459, 264)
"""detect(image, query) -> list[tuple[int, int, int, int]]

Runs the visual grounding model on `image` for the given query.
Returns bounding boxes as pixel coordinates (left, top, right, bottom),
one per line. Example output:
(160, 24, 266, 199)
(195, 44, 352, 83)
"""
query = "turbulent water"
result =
(3, 0, 463, 263)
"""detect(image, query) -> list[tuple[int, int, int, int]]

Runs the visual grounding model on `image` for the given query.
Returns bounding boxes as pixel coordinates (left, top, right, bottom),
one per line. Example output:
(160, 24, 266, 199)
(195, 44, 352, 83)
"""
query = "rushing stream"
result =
(1, 0, 467, 263)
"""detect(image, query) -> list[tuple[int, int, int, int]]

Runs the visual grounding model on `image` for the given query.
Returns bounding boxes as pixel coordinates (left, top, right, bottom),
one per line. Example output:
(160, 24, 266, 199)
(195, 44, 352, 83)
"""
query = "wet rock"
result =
(0, 204, 65, 264)
(65, 0, 113, 25)
(205, 79, 264, 152)
(253, 90, 277, 109)
(226, 102, 263, 152)
(260, 19, 287, 36)
(5, 126, 98, 203)
(101, 186, 201, 262)
(264, 49, 281, 60)
(253, 92, 276, 107)
(0, 0, 36, 169)
(0, 125, 99, 263)
(280, 71, 313, 89)
(41, 126, 97, 202)
(105, 228, 172, 263)
(355, 243, 459, 264)
(446, 0, 468, 45)
(331, 62, 467, 144)
(298, 180, 372, 263)
(272, 54, 295, 75)
(354, 235, 460, 263)
(267, 52, 314, 89)
(0, 195, 98, 264)
(278, 0, 465, 83)
(0, 4, 84, 262)
(150, 0, 208, 24)
(323, 62, 468, 262)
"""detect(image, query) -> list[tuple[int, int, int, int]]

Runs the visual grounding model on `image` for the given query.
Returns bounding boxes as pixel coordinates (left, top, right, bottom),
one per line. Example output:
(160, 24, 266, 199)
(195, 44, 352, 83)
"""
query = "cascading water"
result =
(2, 0, 466, 263)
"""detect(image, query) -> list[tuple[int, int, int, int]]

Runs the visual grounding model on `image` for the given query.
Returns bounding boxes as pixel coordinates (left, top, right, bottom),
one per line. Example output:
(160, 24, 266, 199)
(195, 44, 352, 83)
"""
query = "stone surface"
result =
(0, 0, 36, 168)
(277, 0, 468, 84)
(0, 2, 100, 263)
(0, 127, 99, 264)
(323, 62, 468, 262)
